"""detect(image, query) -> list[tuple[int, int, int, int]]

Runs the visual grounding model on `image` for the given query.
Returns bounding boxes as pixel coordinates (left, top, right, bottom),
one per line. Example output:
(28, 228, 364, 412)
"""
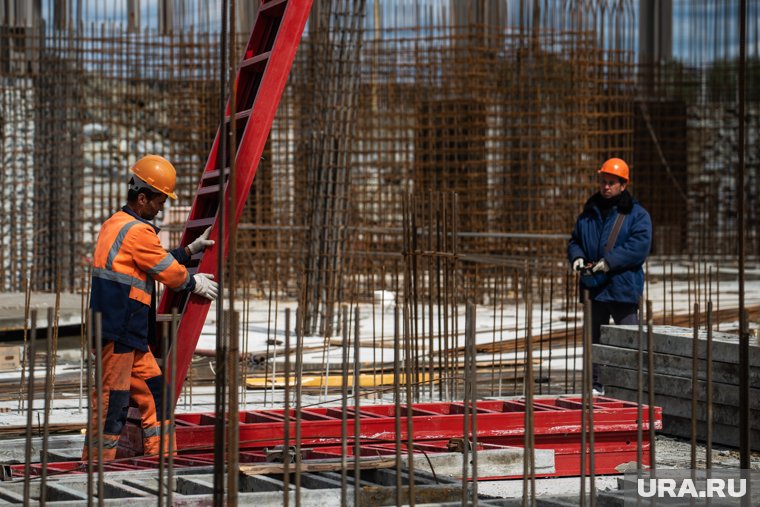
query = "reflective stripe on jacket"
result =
(91, 206, 193, 350)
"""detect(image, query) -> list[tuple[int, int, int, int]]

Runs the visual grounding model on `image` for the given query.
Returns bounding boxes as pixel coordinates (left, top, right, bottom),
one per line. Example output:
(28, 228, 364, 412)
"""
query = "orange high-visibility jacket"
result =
(90, 206, 195, 351)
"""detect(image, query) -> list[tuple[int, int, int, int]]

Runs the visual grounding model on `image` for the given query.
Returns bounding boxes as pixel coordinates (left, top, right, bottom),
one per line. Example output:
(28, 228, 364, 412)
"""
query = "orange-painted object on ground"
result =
(155, 0, 313, 401)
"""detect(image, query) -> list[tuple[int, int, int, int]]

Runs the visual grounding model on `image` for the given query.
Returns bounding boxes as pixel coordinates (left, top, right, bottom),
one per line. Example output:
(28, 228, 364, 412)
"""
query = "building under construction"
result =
(0, 0, 758, 504)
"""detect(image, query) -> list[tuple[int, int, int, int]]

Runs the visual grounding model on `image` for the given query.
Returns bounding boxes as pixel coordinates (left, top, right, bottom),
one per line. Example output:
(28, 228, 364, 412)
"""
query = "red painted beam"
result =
(4, 397, 661, 480)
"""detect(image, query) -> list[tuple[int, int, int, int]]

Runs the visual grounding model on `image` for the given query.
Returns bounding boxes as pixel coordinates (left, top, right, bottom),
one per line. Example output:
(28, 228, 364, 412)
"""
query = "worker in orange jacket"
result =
(83, 155, 218, 461)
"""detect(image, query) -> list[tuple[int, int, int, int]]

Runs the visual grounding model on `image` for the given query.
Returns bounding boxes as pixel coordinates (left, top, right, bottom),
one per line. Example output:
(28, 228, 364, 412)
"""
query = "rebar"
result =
(22, 309, 37, 506)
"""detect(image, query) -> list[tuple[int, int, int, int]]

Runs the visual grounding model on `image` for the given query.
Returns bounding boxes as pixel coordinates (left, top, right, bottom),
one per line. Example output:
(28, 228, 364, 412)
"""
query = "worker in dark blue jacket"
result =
(568, 158, 652, 395)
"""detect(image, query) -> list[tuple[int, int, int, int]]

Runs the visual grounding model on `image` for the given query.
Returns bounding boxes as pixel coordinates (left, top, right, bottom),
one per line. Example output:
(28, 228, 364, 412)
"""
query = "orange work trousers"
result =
(82, 341, 172, 461)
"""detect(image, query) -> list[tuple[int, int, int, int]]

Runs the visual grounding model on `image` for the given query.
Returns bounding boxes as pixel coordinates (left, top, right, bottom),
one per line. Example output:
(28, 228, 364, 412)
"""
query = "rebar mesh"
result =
(0, 0, 757, 309)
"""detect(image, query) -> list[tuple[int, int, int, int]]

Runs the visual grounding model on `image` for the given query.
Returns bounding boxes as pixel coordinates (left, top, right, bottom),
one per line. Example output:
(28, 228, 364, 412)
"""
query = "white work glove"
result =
(188, 227, 215, 255)
(572, 258, 586, 272)
(192, 273, 219, 301)
(591, 259, 610, 273)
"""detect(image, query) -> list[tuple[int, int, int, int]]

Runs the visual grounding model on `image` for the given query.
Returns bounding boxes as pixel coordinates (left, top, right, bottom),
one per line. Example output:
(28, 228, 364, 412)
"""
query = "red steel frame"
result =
(7, 397, 662, 480)
(156, 0, 313, 402)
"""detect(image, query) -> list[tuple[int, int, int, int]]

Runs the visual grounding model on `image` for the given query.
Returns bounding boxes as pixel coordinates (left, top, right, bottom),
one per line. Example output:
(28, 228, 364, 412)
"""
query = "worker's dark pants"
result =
(591, 300, 639, 387)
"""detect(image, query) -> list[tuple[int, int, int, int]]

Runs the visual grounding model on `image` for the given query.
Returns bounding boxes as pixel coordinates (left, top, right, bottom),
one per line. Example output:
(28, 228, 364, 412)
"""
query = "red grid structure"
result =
(6, 397, 661, 480)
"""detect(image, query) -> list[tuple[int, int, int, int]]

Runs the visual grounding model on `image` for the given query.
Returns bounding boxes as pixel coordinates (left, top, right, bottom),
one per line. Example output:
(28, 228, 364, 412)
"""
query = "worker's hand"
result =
(572, 258, 586, 272)
(188, 227, 215, 255)
(192, 273, 219, 300)
(591, 259, 609, 273)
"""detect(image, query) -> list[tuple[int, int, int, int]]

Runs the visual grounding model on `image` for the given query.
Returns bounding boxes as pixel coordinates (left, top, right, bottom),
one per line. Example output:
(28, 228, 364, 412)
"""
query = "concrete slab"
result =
(603, 385, 760, 428)
(594, 344, 760, 385)
(599, 325, 760, 367)
(401, 447, 555, 480)
(661, 414, 760, 450)
(0, 292, 83, 333)
(598, 365, 760, 410)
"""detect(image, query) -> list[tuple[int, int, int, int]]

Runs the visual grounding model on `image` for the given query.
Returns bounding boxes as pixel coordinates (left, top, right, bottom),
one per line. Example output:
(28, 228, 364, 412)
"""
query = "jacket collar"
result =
(583, 189, 634, 215)
(122, 205, 160, 233)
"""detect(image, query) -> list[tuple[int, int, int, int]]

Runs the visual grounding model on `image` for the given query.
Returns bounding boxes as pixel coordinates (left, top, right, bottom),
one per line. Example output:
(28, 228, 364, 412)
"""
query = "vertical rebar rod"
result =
(428, 192, 435, 401)
(22, 310, 37, 506)
(716, 261, 720, 332)
(580, 292, 589, 507)
(214, 0, 229, 502)
(295, 307, 304, 507)
(40, 307, 55, 506)
(79, 268, 86, 413)
(691, 303, 699, 470)
(547, 269, 554, 395)
(462, 301, 471, 507)
(19, 278, 32, 412)
(227, 309, 240, 505)
(636, 300, 643, 471)
(469, 302, 479, 506)
(283, 308, 291, 506)
(706, 301, 713, 469)
(158, 321, 169, 507)
(670, 263, 674, 326)
(646, 300, 656, 471)
(341, 306, 349, 506)
(393, 304, 402, 507)
(404, 300, 416, 507)
(526, 293, 536, 507)
(737, 0, 749, 470)
(168, 310, 178, 507)
(354, 306, 362, 507)
(86, 309, 93, 507)
(95, 312, 104, 505)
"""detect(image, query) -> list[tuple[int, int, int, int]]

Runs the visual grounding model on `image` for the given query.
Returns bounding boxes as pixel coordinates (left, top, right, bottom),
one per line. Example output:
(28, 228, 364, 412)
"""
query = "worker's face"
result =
(137, 193, 168, 220)
(598, 174, 627, 199)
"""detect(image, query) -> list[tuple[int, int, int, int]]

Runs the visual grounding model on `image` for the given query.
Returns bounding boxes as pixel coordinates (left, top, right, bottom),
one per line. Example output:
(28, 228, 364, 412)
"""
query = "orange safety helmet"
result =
(598, 157, 629, 183)
(130, 155, 178, 199)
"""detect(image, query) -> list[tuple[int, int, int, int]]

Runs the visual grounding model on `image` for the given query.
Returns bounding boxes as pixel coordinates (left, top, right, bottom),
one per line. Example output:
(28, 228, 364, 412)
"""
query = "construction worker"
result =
(567, 158, 652, 396)
(83, 155, 218, 460)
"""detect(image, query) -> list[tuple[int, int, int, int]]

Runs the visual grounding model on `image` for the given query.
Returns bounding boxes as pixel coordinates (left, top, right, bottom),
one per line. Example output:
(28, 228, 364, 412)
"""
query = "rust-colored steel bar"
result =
(691, 303, 699, 470)
(22, 310, 37, 506)
(706, 301, 714, 469)
(737, 0, 749, 469)
(646, 300, 656, 471)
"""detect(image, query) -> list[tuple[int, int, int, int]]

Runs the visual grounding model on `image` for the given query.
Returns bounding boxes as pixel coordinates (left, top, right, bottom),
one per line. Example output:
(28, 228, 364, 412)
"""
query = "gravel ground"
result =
(655, 434, 760, 470)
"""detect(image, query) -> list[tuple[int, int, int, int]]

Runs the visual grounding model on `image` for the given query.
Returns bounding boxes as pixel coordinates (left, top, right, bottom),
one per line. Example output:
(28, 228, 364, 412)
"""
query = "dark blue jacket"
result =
(568, 191, 652, 304)
(90, 206, 194, 351)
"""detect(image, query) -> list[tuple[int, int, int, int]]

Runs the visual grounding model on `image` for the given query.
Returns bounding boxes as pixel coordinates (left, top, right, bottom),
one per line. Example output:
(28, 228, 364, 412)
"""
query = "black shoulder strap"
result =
(605, 213, 626, 254)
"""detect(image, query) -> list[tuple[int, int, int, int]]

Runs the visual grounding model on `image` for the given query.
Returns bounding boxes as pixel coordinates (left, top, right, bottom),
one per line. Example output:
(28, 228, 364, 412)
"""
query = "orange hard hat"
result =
(130, 155, 178, 199)
(598, 158, 629, 182)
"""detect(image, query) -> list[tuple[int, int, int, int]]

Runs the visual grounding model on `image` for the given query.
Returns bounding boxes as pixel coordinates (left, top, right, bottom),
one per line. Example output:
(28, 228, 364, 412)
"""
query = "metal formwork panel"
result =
(5, 397, 661, 480)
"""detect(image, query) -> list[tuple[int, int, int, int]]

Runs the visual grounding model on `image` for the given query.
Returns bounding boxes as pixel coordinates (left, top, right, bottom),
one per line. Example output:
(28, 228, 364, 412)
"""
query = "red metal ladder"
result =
(157, 0, 312, 401)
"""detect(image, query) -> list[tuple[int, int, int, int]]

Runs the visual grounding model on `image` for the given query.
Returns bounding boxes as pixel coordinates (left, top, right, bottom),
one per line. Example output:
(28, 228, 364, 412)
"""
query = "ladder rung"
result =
(259, 0, 288, 17)
(186, 217, 215, 230)
(240, 51, 271, 72)
(197, 184, 221, 197)
(202, 169, 220, 181)
(225, 109, 253, 123)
